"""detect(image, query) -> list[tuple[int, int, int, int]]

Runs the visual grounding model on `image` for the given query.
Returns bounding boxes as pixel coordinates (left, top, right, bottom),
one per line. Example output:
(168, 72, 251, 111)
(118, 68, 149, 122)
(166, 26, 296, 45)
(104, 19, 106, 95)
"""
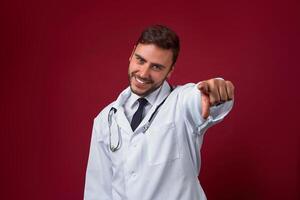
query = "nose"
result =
(138, 65, 150, 78)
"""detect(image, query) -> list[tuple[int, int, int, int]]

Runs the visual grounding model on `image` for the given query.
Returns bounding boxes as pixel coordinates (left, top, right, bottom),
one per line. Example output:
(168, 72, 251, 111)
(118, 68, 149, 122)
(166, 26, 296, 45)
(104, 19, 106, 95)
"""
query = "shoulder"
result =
(172, 82, 197, 90)
(169, 83, 201, 111)
(94, 86, 130, 123)
(161, 83, 200, 110)
(90, 101, 116, 142)
(172, 83, 199, 96)
(94, 101, 116, 125)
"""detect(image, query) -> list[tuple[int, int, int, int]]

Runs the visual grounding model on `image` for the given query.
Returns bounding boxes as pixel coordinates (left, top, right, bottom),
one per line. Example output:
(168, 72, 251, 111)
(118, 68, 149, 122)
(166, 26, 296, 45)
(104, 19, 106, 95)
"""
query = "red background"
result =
(1, 0, 299, 199)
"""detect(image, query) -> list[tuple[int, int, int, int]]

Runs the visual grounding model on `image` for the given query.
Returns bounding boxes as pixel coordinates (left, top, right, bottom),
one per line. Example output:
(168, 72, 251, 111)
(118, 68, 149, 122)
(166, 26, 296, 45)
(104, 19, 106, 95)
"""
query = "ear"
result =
(129, 45, 137, 62)
(167, 66, 175, 79)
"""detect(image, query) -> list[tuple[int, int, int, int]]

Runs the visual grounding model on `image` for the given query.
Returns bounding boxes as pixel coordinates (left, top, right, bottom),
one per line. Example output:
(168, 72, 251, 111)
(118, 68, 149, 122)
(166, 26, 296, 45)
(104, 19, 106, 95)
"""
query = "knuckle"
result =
(226, 80, 235, 90)
(208, 78, 215, 86)
(221, 94, 228, 102)
(213, 78, 219, 85)
(209, 96, 215, 104)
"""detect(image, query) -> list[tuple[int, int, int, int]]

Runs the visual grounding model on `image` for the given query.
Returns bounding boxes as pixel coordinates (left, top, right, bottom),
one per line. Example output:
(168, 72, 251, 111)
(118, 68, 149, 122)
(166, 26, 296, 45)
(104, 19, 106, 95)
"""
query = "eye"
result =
(151, 65, 162, 71)
(136, 57, 145, 64)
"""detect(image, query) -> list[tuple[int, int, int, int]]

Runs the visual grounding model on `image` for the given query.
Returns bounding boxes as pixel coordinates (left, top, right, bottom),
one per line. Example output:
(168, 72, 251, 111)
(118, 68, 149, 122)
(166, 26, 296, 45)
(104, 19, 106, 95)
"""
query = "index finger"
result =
(201, 93, 210, 119)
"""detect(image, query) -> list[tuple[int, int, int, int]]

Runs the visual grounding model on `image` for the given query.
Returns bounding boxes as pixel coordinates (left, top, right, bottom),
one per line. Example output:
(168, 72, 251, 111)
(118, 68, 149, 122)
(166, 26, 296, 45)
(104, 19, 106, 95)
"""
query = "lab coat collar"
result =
(152, 81, 171, 107)
(110, 81, 172, 134)
(110, 87, 132, 134)
(112, 81, 171, 109)
(127, 84, 162, 109)
(133, 81, 171, 133)
(112, 87, 131, 110)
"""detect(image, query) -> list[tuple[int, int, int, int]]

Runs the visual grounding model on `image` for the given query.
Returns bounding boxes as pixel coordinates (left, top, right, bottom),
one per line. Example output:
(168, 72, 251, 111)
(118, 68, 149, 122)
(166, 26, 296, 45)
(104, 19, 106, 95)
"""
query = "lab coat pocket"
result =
(147, 122, 180, 165)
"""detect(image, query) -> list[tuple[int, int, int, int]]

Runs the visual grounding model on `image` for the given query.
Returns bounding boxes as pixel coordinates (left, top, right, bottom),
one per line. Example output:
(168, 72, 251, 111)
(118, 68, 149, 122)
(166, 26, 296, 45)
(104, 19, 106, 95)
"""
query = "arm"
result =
(84, 116, 113, 200)
(179, 78, 234, 134)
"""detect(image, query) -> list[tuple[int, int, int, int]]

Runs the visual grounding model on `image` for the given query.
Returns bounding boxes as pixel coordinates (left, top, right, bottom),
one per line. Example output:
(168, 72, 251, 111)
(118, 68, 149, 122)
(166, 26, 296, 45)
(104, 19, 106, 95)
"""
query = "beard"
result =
(128, 72, 164, 97)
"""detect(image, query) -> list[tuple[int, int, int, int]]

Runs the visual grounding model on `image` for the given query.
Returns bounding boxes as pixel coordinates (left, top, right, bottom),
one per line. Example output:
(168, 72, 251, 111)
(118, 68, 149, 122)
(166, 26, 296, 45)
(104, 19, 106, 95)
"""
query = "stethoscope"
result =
(108, 87, 173, 152)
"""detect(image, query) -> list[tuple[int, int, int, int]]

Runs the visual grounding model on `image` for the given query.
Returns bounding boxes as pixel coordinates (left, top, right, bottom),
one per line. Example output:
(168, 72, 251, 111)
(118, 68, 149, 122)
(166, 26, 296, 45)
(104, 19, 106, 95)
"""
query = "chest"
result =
(108, 100, 182, 169)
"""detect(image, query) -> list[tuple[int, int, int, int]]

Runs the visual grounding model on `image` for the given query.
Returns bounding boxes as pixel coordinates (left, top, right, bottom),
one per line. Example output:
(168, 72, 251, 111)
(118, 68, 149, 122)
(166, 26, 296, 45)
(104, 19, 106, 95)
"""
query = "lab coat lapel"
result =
(112, 87, 132, 134)
(133, 81, 171, 133)
(115, 107, 132, 134)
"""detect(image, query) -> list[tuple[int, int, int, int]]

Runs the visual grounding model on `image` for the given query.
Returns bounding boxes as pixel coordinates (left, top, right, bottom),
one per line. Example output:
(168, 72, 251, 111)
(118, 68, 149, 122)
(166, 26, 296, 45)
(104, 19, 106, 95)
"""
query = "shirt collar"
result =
(113, 81, 171, 109)
(128, 84, 162, 108)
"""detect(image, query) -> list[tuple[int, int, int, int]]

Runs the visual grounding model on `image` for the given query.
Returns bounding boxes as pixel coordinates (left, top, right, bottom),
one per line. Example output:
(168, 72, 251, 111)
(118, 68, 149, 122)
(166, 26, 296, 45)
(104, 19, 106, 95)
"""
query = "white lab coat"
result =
(84, 81, 233, 200)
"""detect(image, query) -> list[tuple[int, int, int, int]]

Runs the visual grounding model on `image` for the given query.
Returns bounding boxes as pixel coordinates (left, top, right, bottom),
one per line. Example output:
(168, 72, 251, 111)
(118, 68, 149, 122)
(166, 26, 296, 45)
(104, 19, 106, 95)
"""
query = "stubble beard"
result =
(128, 72, 164, 97)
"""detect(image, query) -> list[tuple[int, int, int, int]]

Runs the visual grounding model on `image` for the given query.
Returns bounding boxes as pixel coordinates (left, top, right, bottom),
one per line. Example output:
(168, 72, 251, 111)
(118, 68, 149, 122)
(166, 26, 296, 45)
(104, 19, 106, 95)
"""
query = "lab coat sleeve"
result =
(179, 83, 234, 135)
(84, 114, 113, 200)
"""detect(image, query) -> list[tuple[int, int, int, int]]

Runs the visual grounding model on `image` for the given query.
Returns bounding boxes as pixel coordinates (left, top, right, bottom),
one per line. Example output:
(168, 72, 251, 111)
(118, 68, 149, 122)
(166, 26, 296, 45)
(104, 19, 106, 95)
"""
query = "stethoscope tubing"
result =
(108, 86, 174, 152)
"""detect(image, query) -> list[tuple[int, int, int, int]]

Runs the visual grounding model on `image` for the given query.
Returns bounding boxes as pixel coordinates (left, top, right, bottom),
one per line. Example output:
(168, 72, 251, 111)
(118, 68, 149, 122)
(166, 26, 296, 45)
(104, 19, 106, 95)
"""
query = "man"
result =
(84, 25, 234, 200)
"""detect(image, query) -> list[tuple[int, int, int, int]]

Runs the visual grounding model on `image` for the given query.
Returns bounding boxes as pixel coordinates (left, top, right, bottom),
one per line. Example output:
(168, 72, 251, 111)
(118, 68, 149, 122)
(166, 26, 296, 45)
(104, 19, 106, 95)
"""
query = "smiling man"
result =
(84, 25, 234, 200)
(129, 43, 174, 97)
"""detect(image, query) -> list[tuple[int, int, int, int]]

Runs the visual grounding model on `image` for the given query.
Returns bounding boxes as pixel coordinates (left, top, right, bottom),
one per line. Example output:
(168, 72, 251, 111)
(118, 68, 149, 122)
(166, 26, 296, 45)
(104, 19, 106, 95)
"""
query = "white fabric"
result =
(84, 81, 233, 200)
(123, 85, 161, 123)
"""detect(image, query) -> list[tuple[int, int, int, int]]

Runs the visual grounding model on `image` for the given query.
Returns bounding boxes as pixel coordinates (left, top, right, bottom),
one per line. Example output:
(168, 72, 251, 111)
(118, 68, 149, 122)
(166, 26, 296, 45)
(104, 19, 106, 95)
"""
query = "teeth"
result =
(136, 77, 145, 84)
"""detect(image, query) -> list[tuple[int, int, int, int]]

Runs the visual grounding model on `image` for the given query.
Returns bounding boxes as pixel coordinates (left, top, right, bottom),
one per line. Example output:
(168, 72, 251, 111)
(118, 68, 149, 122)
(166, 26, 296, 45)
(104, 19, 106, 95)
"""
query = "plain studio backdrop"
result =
(0, 0, 299, 199)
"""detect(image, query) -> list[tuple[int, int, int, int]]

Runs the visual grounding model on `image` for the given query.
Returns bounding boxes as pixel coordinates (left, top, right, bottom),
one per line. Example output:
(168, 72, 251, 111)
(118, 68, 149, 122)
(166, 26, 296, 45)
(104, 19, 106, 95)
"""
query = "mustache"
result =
(132, 74, 153, 83)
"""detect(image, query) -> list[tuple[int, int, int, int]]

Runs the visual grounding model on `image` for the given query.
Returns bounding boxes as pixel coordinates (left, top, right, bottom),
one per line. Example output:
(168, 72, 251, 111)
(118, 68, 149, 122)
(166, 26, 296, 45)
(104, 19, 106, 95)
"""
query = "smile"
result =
(134, 76, 151, 85)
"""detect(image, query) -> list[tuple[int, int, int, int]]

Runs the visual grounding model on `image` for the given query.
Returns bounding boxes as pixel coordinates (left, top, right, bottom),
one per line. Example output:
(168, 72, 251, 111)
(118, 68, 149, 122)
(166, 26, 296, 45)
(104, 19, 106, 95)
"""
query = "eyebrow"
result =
(134, 53, 166, 69)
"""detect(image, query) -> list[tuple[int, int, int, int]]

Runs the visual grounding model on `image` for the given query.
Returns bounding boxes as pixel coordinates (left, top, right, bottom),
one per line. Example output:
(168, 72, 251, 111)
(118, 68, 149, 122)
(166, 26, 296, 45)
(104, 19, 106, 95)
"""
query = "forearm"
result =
(179, 83, 234, 134)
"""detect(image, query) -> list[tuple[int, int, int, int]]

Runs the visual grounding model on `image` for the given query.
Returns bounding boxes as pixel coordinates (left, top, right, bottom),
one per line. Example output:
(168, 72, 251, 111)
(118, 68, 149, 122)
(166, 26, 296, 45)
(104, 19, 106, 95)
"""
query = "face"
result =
(128, 43, 174, 97)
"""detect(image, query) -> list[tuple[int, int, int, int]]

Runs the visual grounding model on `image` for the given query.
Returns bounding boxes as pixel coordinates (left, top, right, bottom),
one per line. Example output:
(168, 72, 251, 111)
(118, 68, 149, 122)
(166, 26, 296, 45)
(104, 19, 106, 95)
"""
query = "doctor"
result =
(84, 25, 234, 200)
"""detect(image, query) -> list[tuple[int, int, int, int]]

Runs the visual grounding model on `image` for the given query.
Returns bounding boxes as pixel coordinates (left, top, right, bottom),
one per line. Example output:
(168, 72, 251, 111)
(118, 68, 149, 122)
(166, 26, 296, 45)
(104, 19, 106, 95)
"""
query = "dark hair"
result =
(136, 25, 180, 66)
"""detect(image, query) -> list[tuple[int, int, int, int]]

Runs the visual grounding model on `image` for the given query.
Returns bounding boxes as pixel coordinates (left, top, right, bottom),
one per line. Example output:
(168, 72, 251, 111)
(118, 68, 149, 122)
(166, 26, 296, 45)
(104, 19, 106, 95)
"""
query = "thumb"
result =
(201, 93, 210, 119)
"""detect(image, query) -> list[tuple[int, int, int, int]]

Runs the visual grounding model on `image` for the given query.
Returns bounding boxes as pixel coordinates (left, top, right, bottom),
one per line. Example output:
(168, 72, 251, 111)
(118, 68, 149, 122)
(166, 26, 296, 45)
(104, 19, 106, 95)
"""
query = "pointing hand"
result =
(198, 79, 234, 119)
